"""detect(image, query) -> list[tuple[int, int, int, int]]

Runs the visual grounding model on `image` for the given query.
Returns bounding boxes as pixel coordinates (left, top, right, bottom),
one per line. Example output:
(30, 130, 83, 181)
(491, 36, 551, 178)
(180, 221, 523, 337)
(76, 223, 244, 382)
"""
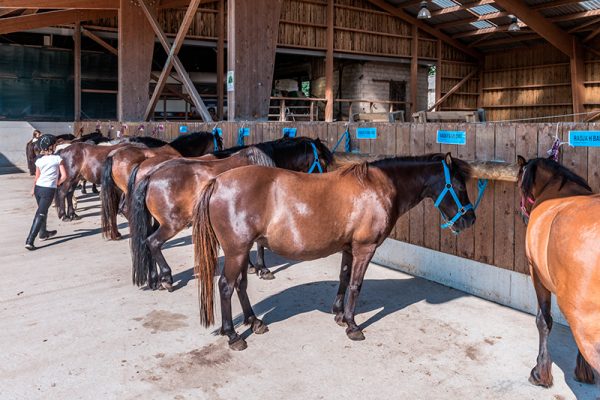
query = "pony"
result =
(517, 156, 599, 388)
(192, 153, 475, 350)
(129, 137, 334, 291)
(100, 131, 222, 239)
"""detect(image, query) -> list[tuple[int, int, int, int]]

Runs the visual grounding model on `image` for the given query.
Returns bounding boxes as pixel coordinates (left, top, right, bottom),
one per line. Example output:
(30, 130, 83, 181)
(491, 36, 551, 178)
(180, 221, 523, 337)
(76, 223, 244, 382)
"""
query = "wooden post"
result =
(410, 25, 418, 117)
(435, 39, 442, 110)
(325, 0, 334, 122)
(227, 0, 283, 121)
(279, 98, 286, 121)
(216, 0, 224, 120)
(118, 0, 155, 121)
(570, 38, 586, 122)
(74, 21, 81, 121)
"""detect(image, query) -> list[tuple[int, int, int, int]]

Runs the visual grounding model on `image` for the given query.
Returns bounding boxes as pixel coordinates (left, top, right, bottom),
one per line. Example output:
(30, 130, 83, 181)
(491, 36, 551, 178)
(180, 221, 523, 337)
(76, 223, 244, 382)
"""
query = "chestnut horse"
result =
(192, 153, 476, 350)
(129, 137, 334, 291)
(517, 156, 599, 388)
(101, 131, 222, 239)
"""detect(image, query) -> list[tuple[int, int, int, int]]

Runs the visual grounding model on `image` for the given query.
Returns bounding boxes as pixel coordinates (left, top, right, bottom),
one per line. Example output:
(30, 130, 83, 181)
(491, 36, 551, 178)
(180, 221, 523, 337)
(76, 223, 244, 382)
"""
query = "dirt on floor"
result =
(0, 172, 597, 400)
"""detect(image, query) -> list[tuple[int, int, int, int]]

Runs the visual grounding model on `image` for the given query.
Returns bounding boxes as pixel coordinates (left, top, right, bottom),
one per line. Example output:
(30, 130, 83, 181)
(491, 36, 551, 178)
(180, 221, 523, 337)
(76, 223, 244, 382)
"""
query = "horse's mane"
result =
(521, 157, 592, 197)
(129, 136, 168, 148)
(238, 146, 276, 168)
(169, 131, 221, 154)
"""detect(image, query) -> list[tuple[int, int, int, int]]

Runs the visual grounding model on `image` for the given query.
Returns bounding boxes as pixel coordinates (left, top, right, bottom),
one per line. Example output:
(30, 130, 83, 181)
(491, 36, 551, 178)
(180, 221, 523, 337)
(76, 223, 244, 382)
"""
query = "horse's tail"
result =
(124, 163, 140, 217)
(130, 175, 154, 287)
(192, 178, 219, 327)
(100, 155, 121, 240)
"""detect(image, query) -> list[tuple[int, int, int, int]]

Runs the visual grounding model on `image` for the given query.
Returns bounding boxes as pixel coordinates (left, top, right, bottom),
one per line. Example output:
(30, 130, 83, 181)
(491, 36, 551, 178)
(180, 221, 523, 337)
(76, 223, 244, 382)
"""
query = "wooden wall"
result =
(439, 43, 479, 113)
(75, 120, 600, 275)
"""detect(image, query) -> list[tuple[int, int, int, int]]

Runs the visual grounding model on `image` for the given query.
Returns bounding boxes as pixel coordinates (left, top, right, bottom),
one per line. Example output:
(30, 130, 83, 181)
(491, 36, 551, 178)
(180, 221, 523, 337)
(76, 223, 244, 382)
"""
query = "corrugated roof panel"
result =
(470, 4, 500, 15)
(471, 20, 495, 28)
(431, 0, 459, 9)
(580, 0, 600, 10)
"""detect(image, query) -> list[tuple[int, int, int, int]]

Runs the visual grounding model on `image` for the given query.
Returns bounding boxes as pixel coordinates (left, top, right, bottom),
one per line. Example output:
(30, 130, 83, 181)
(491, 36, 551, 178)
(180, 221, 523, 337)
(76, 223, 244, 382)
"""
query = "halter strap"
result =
(331, 129, 351, 153)
(211, 127, 221, 152)
(307, 142, 323, 174)
(520, 195, 535, 218)
(237, 128, 245, 147)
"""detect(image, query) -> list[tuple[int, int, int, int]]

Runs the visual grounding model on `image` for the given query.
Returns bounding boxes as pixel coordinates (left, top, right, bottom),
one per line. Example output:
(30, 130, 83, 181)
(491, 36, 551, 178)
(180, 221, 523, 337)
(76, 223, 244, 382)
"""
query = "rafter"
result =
(436, 11, 508, 29)
(474, 33, 542, 47)
(0, 8, 18, 17)
(431, 0, 495, 17)
(585, 24, 600, 43)
(568, 17, 600, 33)
(365, 0, 480, 59)
(0, 0, 118, 8)
(550, 8, 600, 22)
(0, 9, 116, 35)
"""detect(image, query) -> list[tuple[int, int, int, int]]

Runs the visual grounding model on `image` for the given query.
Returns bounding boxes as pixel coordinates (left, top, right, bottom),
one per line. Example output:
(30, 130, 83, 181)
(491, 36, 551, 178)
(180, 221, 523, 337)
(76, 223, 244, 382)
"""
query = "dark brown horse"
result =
(129, 137, 334, 291)
(192, 153, 476, 350)
(517, 156, 599, 389)
(100, 131, 221, 239)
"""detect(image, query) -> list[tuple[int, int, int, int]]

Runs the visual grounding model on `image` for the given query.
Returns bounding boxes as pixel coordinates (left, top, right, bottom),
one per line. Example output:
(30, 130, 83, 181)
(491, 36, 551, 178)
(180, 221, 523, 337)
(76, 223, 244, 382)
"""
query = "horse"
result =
(100, 131, 222, 240)
(129, 137, 334, 292)
(516, 156, 599, 389)
(192, 153, 476, 350)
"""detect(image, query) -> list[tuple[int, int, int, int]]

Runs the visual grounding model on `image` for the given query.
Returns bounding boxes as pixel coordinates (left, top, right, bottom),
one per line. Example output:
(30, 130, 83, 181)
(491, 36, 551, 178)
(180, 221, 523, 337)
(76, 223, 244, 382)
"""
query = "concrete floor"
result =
(0, 172, 597, 400)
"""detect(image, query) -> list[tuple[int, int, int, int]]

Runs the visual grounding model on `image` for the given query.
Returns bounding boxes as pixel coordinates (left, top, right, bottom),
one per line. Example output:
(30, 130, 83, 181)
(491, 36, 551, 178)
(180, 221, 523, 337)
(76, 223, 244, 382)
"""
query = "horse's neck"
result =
(535, 179, 592, 205)
(376, 162, 434, 216)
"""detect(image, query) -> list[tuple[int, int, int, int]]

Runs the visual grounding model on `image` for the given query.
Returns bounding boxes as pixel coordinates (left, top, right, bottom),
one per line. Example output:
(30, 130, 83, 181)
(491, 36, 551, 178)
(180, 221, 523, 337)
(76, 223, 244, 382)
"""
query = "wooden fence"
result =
(75, 121, 600, 275)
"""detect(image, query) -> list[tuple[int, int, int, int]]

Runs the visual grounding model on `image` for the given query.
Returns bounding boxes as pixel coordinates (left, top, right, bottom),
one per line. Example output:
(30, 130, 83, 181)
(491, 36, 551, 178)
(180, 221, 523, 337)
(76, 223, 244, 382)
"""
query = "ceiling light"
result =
(418, 1, 432, 19)
(508, 16, 520, 32)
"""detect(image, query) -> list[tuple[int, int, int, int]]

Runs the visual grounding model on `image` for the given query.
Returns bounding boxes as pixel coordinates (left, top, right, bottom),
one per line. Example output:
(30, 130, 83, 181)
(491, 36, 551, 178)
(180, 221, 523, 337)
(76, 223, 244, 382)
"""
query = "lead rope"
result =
(331, 128, 351, 153)
(211, 126, 221, 152)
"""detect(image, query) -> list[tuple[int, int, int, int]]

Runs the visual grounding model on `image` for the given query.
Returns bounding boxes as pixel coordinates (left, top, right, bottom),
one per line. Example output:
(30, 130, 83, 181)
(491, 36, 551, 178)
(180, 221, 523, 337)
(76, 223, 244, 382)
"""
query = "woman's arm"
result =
(31, 167, 40, 195)
(57, 162, 68, 186)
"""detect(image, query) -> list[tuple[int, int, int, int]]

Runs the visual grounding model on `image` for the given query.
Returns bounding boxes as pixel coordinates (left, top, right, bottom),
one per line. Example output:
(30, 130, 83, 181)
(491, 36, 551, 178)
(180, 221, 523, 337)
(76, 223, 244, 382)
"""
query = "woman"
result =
(26, 134, 67, 250)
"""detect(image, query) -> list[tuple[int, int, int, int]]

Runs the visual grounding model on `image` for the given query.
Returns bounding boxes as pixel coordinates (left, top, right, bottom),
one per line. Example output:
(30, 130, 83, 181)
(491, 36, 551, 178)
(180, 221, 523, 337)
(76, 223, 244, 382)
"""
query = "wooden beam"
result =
(74, 21, 81, 121)
(585, 24, 600, 43)
(82, 27, 117, 56)
(570, 39, 586, 121)
(0, 0, 118, 8)
(0, 8, 18, 17)
(159, 0, 217, 8)
(569, 17, 600, 33)
(428, 69, 477, 112)
(143, 0, 201, 120)
(411, 25, 418, 115)
(436, 39, 442, 107)
(474, 33, 540, 47)
(0, 9, 116, 35)
(454, 25, 531, 38)
(325, 0, 334, 122)
(216, 0, 224, 120)
(365, 0, 480, 59)
(138, 0, 212, 122)
(551, 9, 600, 22)
(484, 0, 575, 56)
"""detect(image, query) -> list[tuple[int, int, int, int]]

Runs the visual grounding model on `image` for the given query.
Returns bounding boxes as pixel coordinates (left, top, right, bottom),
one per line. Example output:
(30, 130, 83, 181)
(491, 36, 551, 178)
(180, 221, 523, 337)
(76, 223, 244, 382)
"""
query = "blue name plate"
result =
(179, 125, 188, 134)
(437, 130, 466, 145)
(282, 127, 297, 137)
(239, 127, 250, 137)
(356, 127, 377, 139)
(213, 127, 223, 136)
(568, 131, 600, 147)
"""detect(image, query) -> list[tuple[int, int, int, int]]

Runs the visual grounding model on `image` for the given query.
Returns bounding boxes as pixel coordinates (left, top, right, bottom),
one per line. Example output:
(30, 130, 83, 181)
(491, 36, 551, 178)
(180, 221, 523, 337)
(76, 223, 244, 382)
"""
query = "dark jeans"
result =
(34, 185, 56, 218)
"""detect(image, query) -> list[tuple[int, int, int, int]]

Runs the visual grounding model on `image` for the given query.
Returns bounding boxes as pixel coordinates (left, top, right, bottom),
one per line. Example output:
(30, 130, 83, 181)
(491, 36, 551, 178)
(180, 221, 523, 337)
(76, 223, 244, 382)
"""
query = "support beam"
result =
(325, 0, 334, 122)
(410, 25, 418, 116)
(584, 24, 600, 43)
(0, 0, 118, 8)
(428, 69, 477, 112)
(435, 39, 442, 109)
(0, 9, 116, 35)
(227, 0, 283, 121)
(365, 0, 480, 59)
(74, 21, 81, 121)
(138, 0, 212, 122)
(570, 39, 586, 121)
(492, 0, 575, 57)
(118, 0, 155, 121)
(216, 0, 224, 120)
(143, 0, 201, 121)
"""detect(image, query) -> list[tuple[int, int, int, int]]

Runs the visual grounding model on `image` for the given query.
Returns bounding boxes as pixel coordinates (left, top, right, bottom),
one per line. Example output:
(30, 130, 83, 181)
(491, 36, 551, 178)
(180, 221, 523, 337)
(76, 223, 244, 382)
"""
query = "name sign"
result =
(239, 127, 250, 137)
(179, 125, 188, 134)
(568, 131, 600, 147)
(437, 130, 466, 145)
(356, 127, 377, 139)
(282, 127, 297, 137)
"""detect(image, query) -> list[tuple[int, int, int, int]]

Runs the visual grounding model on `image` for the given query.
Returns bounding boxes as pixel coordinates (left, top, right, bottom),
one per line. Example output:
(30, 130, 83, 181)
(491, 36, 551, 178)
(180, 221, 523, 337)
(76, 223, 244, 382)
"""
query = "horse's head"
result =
(429, 153, 476, 233)
(269, 137, 333, 172)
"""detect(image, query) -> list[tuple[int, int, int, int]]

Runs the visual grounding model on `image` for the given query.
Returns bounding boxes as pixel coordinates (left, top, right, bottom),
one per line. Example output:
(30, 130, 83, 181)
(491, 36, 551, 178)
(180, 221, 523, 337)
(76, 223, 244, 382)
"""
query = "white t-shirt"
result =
(35, 155, 63, 188)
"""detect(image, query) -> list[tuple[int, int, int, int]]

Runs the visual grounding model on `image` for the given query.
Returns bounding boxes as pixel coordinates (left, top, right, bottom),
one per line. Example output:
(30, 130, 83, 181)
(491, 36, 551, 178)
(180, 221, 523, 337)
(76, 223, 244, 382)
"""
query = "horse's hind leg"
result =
(219, 253, 249, 351)
(236, 257, 268, 335)
(575, 351, 596, 384)
(333, 250, 352, 326)
(146, 224, 177, 292)
(255, 245, 274, 280)
(529, 269, 554, 388)
(343, 245, 376, 341)
(92, 183, 99, 194)
(81, 180, 87, 194)
(66, 188, 81, 220)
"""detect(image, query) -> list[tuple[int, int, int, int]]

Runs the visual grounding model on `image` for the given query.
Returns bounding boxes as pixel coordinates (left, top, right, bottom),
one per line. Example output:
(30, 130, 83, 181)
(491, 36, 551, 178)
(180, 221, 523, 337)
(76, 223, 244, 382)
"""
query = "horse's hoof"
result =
(528, 368, 553, 388)
(334, 313, 346, 327)
(346, 329, 365, 341)
(92, 189, 99, 194)
(228, 337, 247, 351)
(574, 354, 596, 384)
(258, 270, 275, 280)
(247, 265, 257, 274)
(62, 216, 72, 222)
(70, 214, 81, 220)
(161, 282, 174, 293)
(81, 189, 87, 194)
(251, 319, 269, 335)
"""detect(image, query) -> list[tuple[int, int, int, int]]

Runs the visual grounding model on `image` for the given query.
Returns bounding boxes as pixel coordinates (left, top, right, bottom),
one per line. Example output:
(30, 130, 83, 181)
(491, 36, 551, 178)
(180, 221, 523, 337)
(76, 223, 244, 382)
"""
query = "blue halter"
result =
(307, 142, 323, 174)
(211, 127, 220, 152)
(434, 160, 487, 230)
(331, 129, 351, 153)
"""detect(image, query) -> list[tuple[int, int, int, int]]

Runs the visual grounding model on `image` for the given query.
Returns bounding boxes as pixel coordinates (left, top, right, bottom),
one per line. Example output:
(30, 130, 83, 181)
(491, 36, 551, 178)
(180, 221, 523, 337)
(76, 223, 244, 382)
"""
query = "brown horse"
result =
(129, 137, 334, 291)
(192, 153, 476, 350)
(100, 132, 222, 239)
(517, 156, 599, 389)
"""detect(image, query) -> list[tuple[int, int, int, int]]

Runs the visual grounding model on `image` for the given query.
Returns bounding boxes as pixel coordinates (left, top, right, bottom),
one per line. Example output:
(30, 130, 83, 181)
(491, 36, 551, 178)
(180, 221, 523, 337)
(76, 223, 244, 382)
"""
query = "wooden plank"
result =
(439, 123, 458, 255)
(394, 124, 411, 242)
(216, 0, 224, 120)
(118, 0, 154, 121)
(456, 123, 476, 259)
(537, 123, 557, 159)
(587, 123, 600, 193)
(410, 25, 418, 116)
(493, 124, 516, 270)
(0, 9, 116, 34)
(570, 40, 586, 121)
(73, 21, 81, 122)
(423, 123, 441, 251)
(513, 124, 538, 274)
(428, 69, 477, 112)
(473, 123, 494, 264)
(325, 0, 334, 122)
(436, 40, 442, 109)
(560, 122, 588, 181)
(0, 0, 118, 8)
(409, 123, 425, 247)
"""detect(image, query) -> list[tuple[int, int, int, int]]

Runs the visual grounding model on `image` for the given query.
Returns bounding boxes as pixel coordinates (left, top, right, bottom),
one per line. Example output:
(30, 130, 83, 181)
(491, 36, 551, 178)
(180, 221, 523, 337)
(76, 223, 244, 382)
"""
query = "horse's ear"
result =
(444, 152, 452, 167)
(315, 137, 322, 144)
(517, 155, 527, 167)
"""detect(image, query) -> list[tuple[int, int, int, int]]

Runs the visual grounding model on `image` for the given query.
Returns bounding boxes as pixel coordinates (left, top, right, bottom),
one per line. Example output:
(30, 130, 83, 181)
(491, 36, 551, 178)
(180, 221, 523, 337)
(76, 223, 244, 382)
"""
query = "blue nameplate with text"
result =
(437, 130, 466, 145)
(239, 127, 250, 137)
(568, 131, 600, 147)
(179, 125, 188, 134)
(282, 127, 297, 137)
(356, 127, 377, 139)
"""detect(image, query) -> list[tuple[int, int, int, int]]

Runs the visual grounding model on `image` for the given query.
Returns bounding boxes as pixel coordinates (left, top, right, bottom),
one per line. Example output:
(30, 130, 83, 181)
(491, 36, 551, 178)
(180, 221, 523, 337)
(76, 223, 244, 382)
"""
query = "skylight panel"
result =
(470, 4, 500, 15)
(579, 0, 600, 11)
(431, 0, 459, 9)
(470, 20, 495, 29)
